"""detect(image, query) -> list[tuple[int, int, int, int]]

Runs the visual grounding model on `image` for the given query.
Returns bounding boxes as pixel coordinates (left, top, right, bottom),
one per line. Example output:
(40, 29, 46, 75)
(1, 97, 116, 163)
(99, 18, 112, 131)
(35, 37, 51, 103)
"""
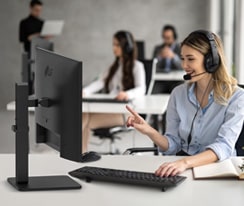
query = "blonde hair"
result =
(181, 31, 237, 105)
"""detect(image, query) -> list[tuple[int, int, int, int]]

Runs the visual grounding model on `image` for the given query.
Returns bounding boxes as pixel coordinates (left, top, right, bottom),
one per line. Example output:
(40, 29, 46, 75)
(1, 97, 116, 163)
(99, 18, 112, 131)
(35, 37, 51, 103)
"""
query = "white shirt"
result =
(83, 60, 146, 99)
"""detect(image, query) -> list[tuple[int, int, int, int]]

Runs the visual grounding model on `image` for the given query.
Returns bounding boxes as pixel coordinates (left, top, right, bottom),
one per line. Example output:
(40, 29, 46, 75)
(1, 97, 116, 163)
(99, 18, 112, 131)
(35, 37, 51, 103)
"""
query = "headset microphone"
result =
(183, 74, 192, 80)
(183, 71, 207, 80)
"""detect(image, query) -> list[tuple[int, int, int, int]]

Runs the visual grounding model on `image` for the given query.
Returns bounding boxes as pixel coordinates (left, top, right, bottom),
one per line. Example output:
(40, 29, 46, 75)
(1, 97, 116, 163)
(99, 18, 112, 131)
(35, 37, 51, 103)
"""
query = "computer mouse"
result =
(81, 151, 101, 163)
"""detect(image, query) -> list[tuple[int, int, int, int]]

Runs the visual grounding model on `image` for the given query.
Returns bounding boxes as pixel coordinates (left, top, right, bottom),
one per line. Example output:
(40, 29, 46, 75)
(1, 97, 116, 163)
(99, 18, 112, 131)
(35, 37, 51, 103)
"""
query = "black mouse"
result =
(80, 151, 101, 163)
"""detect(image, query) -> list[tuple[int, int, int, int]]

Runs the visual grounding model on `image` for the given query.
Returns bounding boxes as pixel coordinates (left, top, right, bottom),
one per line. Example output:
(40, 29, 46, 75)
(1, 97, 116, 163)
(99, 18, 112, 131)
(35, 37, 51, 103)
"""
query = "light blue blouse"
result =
(163, 83, 244, 161)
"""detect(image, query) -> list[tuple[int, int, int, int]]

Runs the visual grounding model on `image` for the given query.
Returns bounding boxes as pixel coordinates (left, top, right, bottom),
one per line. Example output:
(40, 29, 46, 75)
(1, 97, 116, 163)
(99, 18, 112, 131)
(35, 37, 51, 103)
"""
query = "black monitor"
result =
(31, 37, 54, 66)
(25, 37, 54, 94)
(35, 48, 100, 162)
(7, 48, 100, 191)
(21, 52, 29, 83)
(35, 47, 83, 162)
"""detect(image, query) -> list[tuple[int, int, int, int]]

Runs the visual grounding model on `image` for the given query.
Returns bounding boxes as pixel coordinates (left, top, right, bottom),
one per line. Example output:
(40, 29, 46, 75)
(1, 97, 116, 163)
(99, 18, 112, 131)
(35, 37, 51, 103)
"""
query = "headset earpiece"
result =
(192, 30, 220, 73)
(204, 52, 214, 72)
(124, 32, 134, 54)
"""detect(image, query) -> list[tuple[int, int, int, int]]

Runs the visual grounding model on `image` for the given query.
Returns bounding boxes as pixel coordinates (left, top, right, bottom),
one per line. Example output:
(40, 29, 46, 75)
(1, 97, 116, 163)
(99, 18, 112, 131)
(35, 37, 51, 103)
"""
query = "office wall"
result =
(0, 0, 210, 109)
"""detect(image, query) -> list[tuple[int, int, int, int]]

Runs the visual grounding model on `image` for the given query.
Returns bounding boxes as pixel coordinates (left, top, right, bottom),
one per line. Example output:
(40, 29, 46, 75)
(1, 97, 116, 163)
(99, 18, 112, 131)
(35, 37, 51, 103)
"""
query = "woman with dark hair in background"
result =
(82, 30, 146, 152)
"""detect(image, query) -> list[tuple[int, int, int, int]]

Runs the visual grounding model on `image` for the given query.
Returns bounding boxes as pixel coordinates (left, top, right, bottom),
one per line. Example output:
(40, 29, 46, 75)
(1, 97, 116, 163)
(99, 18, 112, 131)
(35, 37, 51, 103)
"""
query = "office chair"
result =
(92, 59, 153, 154)
(235, 123, 244, 156)
(124, 84, 244, 156)
(141, 59, 153, 94)
(136, 41, 145, 61)
(236, 84, 244, 155)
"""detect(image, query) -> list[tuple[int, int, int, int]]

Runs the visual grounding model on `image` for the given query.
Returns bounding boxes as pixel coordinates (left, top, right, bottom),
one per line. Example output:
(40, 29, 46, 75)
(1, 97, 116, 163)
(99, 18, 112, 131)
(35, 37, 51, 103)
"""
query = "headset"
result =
(124, 31, 134, 54)
(162, 25, 178, 40)
(191, 30, 220, 73)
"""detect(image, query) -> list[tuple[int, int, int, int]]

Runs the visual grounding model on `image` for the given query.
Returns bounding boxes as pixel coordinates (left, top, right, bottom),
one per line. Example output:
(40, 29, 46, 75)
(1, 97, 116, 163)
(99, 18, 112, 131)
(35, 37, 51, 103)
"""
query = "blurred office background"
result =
(0, 0, 243, 152)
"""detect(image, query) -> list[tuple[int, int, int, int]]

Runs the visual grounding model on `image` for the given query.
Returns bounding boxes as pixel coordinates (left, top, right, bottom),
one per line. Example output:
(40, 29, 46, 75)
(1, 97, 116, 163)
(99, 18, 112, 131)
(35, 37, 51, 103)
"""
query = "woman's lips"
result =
(185, 71, 194, 75)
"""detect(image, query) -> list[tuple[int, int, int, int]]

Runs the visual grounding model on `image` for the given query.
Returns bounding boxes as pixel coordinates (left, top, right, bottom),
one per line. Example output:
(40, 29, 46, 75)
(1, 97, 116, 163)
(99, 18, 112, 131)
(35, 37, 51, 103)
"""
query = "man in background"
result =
(19, 0, 44, 55)
(153, 25, 181, 72)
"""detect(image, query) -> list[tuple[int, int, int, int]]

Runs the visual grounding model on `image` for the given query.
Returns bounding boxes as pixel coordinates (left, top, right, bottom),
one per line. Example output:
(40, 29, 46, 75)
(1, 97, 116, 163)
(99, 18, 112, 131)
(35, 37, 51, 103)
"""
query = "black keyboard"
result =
(82, 98, 130, 104)
(69, 166, 186, 191)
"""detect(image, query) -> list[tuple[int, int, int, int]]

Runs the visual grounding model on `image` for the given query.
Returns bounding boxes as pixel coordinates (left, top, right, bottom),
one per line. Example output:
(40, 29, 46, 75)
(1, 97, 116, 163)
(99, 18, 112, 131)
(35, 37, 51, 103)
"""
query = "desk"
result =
(83, 94, 169, 114)
(7, 94, 170, 115)
(1, 154, 243, 206)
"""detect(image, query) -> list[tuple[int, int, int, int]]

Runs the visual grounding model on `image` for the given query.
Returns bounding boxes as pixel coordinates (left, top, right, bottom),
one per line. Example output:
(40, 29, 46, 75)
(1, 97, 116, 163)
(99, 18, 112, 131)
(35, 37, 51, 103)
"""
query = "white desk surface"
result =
(7, 94, 170, 115)
(0, 154, 243, 206)
(153, 70, 185, 81)
(83, 94, 169, 114)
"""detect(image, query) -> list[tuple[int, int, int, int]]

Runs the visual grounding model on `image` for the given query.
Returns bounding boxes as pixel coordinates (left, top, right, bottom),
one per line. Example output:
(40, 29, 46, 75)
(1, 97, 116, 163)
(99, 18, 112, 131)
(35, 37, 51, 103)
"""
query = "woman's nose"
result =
(181, 60, 187, 70)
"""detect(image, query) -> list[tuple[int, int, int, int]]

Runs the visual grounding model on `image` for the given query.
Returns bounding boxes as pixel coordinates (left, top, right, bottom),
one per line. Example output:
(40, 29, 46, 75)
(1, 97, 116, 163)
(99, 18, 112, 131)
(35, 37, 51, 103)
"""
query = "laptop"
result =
(41, 20, 64, 36)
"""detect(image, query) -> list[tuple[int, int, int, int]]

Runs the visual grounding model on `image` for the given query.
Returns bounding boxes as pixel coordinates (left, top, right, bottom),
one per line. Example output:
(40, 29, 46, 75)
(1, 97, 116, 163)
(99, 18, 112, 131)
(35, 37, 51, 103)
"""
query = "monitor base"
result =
(7, 175, 81, 191)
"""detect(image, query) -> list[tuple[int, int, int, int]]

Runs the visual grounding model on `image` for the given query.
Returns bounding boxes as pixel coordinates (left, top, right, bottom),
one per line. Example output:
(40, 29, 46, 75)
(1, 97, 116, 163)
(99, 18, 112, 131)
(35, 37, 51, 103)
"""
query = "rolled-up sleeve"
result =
(83, 79, 104, 95)
(206, 91, 244, 161)
(83, 70, 109, 95)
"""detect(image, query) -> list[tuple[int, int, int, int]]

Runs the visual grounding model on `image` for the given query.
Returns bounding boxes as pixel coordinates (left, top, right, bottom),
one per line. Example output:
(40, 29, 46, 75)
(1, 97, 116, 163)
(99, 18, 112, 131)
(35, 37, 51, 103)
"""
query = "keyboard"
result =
(82, 98, 130, 104)
(69, 166, 187, 191)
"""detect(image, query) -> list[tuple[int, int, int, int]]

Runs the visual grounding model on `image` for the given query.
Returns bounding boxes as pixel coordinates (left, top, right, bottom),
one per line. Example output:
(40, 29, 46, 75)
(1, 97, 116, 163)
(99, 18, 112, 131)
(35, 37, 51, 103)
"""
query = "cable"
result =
(187, 79, 213, 152)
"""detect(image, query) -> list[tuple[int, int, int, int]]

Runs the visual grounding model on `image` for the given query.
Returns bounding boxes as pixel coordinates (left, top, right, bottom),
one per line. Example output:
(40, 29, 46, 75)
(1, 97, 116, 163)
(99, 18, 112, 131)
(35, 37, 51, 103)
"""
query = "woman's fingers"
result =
(126, 116, 134, 127)
(155, 160, 187, 177)
(155, 162, 178, 177)
(126, 105, 141, 119)
(155, 162, 169, 177)
(126, 105, 151, 134)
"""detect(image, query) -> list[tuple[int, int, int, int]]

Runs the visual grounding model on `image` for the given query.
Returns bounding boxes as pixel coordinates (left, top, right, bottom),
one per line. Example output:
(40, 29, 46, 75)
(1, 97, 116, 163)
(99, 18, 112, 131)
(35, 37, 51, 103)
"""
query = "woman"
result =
(126, 30, 244, 177)
(83, 30, 146, 152)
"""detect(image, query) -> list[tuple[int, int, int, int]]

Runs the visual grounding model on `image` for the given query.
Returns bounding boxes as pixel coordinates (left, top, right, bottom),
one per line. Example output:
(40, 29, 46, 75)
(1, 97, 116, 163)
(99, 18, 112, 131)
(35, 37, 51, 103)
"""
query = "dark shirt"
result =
(19, 15, 44, 53)
(152, 42, 182, 71)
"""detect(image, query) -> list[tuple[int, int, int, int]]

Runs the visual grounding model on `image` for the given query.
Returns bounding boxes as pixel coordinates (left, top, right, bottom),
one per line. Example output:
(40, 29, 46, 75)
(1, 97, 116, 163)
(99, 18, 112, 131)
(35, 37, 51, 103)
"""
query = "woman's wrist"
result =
(145, 125, 157, 137)
(182, 158, 192, 169)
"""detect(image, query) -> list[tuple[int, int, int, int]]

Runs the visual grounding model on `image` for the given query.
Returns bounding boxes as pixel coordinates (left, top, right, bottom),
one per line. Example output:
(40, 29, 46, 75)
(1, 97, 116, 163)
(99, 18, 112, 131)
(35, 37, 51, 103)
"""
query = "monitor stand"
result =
(7, 83, 81, 191)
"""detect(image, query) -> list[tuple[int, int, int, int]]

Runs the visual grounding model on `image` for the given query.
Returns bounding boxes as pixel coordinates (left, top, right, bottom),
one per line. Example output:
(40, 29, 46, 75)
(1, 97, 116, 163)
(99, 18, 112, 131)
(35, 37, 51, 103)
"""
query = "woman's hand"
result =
(155, 159, 188, 177)
(116, 91, 129, 101)
(126, 105, 154, 135)
(155, 150, 219, 177)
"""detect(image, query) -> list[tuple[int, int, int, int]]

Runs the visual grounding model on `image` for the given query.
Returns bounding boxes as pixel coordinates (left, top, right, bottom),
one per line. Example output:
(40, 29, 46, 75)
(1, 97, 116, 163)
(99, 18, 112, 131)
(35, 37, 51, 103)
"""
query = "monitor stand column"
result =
(7, 83, 81, 191)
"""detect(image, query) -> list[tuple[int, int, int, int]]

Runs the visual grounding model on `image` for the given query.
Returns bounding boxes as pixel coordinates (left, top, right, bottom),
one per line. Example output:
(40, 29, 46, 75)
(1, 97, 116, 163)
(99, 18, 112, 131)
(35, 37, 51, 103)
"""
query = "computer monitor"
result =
(35, 47, 83, 162)
(21, 52, 29, 83)
(7, 48, 100, 191)
(35, 48, 101, 163)
(22, 37, 54, 95)
(35, 47, 100, 161)
(31, 37, 54, 64)
(21, 52, 35, 95)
